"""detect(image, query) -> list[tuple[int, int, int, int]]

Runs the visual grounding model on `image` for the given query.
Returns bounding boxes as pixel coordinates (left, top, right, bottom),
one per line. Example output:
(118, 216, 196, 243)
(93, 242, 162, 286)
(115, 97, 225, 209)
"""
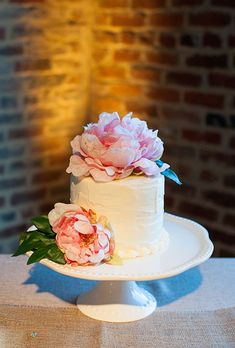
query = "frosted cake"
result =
(14, 112, 181, 267)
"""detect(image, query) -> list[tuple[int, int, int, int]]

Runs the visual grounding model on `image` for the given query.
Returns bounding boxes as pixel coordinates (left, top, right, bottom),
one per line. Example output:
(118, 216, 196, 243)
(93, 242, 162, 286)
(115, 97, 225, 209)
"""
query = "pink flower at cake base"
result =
(66, 112, 169, 182)
(48, 203, 114, 266)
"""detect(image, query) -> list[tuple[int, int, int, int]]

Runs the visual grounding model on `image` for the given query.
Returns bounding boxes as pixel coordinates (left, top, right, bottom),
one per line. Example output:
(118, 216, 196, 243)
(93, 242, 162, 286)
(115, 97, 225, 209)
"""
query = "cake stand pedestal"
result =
(32, 213, 214, 323)
(77, 280, 157, 322)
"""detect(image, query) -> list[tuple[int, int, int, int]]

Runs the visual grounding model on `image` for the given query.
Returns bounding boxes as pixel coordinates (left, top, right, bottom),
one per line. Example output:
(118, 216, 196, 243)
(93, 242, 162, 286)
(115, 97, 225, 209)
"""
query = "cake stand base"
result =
(76, 281, 156, 322)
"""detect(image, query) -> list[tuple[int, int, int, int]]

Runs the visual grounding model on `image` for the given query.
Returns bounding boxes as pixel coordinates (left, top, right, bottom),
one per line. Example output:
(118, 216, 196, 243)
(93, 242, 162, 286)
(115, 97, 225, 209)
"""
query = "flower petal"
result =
(100, 136, 139, 167)
(66, 155, 89, 177)
(89, 249, 105, 264)
(70, 135, 87, 156)
(48, 202, 83, 226)
(74, 219, 94, 234)
(80, 133, 106, 159)
(133, 158, 161, 176)
(90, 168, 115, 182)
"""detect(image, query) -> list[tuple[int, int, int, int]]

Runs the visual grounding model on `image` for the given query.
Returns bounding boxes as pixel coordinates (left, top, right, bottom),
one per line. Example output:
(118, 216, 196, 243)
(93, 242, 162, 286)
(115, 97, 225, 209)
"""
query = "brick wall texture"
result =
(0, 0, 235, 256)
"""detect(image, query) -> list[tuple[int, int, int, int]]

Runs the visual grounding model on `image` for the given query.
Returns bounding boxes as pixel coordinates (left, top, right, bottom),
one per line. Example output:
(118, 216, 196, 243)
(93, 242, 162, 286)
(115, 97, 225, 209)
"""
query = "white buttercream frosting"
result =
(70, 175, 168, 258)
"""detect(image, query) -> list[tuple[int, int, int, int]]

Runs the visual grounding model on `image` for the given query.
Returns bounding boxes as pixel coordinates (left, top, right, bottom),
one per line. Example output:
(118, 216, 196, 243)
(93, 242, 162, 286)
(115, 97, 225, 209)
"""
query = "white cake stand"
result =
(29, 213, 214, 322)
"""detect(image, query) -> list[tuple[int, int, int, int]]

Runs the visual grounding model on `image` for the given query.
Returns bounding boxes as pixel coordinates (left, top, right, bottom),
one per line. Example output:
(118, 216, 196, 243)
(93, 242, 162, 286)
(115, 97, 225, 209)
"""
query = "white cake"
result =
(71, 174, 169, 258)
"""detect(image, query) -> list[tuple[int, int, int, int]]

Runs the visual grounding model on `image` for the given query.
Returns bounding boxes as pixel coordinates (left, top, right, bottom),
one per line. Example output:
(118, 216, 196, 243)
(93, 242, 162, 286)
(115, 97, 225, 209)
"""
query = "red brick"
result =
(0, 197, 5, 208)
(204, 190, 235, 208)
(0, 27, 5, 40)
(158, 33, 176, 48)
(92, 48, 108, 64)
(184, 91, 224, 108)
(208, 227, 235, 245)
(230, 136, 235, 149)
(209, 73, 235, 89)
(111, 84, 142, 97)
(95, 14, 110, 25)
(120, 31, 135, 44)
(189, 11, 230, 27)
(15, 59, 51, 72)
(179, 201, 218, 220)
(11, 188, 46, 205)
(203, 131, 221, 144)
(182, 129, 202, 142)
(137, 31, 155, 46)
(180, 33, 199, 47)
(203, 32, 221, 48)
(219, 248, 235, 257)
(132, 0, 166, 8)
(146, 51, 178, 65)
(10, 0, 44, 2)
(0, 224, 27, 238)
(111, 13, 145, 27)
(149, 13, 183, 27)
(165, 195, 175, 209)
(40, 202, 55, 214)
(147, 87, 180, 103)
(223, 214, 235, 228)
(200, 169, 218, 183)
(228, 35, 235, 47)
(0, 45, 23, 55)
(131, 66, 160, 81)
(8, 127, 43, 139)
(200, 150, 235, 166)
(94, 31, 117, 43)
(172, 0, 204, 5)
(0, 177, 26, 190)
(114, 49, 140, 62)
(96, 66, 126, 79)
(166, 71, 201, 87)
(32, 170, 63, 184)
(168, 181, 196, 196)
(165, 144, 196, 158)
(20, 207, 36, 219)
(161, 106, 202, 125)
(186, 54, 227, 68)
(212, 0, 235, 7)
(31, 138, 64, 154)
(125, 101, 156, 116)
(99, 0, 128, 8)
(93, 97, 123, 114)
(48, 154, 68, 165)
(224, 174, 235, 188)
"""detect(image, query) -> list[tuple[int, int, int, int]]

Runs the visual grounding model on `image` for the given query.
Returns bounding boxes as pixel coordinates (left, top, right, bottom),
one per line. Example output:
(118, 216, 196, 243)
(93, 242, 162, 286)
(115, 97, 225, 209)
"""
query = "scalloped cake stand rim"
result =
(26, 213, 214, 282)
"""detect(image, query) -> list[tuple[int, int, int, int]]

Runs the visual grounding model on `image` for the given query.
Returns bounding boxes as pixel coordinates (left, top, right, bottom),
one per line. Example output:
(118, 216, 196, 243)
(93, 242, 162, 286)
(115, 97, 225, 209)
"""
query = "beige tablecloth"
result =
(0, 256, 235, 348)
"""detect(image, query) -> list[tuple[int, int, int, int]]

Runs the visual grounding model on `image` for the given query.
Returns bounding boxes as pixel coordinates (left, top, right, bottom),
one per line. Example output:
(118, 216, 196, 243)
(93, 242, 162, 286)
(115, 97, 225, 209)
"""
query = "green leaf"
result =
(107, 254, 123, 266)
(161, 168, 182, 185)
(156, 160, 182, 185)
(19, 231, 30, 245)
(13, 231, 55, 256)
(156, 159, 164, 167)
(47, 244, 66, 265)
(27, 244, 66, 265)
(31, 215, 55, 236)
(27, 244, 53, 265)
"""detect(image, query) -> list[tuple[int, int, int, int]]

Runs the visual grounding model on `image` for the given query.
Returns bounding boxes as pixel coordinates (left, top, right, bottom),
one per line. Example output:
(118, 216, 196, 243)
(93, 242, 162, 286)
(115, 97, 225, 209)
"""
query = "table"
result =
(0, 256, 234, 347)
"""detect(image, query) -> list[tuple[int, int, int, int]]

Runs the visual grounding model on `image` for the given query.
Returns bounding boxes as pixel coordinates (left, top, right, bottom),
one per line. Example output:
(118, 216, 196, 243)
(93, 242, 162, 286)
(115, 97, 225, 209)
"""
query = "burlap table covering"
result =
(0, 256, 235, 347)
(1, 305, 234, 348)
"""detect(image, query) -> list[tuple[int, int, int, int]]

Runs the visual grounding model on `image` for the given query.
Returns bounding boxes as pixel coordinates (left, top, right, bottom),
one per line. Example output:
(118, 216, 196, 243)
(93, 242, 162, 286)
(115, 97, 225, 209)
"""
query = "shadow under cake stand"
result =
(28, 213, 214, 323)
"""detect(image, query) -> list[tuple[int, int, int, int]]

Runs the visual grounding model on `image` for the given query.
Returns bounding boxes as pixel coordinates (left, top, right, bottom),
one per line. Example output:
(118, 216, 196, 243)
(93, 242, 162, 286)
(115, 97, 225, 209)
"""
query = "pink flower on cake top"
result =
(66, 112, 170, 182)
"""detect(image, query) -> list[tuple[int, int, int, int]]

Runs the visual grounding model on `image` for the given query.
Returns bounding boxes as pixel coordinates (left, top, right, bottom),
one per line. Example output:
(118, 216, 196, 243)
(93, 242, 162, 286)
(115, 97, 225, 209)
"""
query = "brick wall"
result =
(0, 0, 235, 256)
(91, 0, 235, 256)
(0, 0, 93, 251)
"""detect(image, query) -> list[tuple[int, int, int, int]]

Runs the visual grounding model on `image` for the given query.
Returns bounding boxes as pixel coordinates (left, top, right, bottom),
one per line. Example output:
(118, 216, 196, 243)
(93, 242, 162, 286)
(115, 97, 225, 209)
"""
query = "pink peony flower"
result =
(66, 112, 169, 182)
(48, 203, 114, 266)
